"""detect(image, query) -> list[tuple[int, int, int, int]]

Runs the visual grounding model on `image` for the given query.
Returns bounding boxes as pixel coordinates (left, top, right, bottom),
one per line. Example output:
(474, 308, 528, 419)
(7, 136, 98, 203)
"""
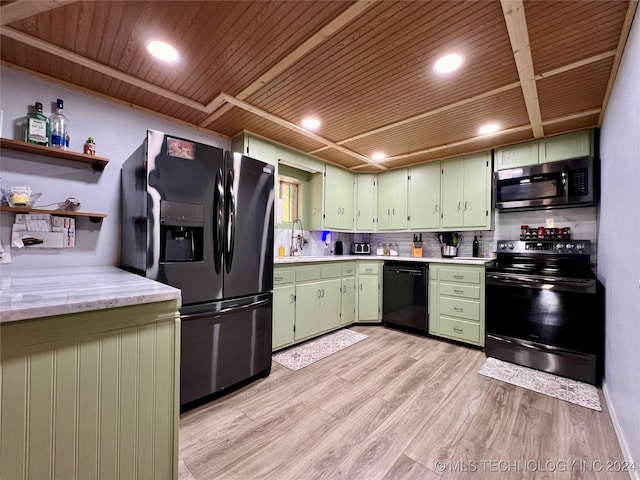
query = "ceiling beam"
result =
(0, 0, 78, 26)
(501, 0, 544, 138)
(535, 50, 616, 81)
(598, 0, 639, 124)
(222, 94, 386, 170)
(199, 0, 375, 128)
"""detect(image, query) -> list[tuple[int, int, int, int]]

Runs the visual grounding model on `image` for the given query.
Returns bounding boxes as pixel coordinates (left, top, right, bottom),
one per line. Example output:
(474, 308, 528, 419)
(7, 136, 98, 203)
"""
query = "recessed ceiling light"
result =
(147, 40, 178, 62)
(371, 152, 386, 161)
(478, 123, 501, 135)
(301, 118, 320, 130)
(433, 53, 464, 74)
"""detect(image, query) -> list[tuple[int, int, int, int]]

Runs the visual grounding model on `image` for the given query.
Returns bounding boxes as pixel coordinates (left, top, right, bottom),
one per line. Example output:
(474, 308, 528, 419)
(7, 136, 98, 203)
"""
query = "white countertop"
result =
(0, 266, 181, 323)
(275, 255, 493, 265)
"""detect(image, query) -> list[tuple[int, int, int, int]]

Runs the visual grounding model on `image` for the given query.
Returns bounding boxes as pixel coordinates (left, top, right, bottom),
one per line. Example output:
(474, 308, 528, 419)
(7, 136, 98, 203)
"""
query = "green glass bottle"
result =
(24, 102, 50, 146)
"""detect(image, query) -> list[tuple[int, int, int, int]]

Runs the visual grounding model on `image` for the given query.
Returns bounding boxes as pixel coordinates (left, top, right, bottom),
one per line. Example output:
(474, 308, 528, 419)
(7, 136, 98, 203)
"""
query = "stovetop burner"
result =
(489, 240, 594, 278)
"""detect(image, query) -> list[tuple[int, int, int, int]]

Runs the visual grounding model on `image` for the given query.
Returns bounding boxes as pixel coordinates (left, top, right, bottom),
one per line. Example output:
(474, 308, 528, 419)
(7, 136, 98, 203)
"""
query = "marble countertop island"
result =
(0, 266, 181, 323)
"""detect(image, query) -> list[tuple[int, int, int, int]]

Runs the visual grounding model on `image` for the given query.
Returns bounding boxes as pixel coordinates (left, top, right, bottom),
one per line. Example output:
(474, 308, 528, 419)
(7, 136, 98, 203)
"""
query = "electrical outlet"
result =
(545, 218, 555, 228)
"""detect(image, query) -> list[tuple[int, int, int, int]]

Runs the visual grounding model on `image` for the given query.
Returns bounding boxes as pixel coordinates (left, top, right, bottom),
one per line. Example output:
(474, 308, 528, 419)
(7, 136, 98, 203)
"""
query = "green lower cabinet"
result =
(273, 284, 296, 350)
(341, 276, 356, 325)
(318, 278, 342, 332)
(356, 262, 382, 322)
(428, 264, 485, 347)
(294, 280, 324, 341)
(0, 300, 181, 480)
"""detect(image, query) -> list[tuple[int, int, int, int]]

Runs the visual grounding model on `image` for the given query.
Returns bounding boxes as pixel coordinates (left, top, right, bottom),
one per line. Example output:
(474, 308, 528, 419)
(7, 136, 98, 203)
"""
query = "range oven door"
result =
(485, 271, 602, 384)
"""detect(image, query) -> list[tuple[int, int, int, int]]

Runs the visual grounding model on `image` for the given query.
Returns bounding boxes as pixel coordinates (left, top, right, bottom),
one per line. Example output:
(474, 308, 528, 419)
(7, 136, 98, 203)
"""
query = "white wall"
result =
(598, 12, 640, 476)
(0, 68, 230, 269)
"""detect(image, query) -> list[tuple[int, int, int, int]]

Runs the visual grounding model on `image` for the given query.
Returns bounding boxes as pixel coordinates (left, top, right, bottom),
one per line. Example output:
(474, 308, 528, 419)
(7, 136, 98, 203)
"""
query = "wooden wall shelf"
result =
(0, 206, 107, 223)
(0, 138, 109, 171)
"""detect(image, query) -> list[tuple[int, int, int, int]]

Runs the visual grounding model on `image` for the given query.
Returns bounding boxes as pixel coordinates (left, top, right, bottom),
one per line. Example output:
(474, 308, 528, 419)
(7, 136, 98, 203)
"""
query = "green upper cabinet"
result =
(538, 129, 594, 164)
(231, 133, 277, 166)
(377, 169, 408, 230)
(495, 129, 594, 170)
(408, 161, 441, 230)
(355, 174, 377, 231)
(441, 152, 491, 230)
(323, 164, 354, 230)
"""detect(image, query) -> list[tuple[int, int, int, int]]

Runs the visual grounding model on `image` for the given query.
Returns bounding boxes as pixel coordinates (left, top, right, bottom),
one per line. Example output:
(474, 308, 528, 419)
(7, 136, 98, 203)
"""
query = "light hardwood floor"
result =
(179, 326, 630, 480)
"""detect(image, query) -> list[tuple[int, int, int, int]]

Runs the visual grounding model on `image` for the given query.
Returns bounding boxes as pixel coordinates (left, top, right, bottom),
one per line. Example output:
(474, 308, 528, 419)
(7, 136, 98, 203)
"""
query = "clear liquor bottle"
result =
(23, 102, 50, 146)
(50, 98, 70, 150)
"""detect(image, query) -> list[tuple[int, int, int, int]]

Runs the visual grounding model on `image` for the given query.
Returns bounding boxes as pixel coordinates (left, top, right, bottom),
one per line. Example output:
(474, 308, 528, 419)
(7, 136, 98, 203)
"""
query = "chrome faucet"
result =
(290, 218, 307, 256)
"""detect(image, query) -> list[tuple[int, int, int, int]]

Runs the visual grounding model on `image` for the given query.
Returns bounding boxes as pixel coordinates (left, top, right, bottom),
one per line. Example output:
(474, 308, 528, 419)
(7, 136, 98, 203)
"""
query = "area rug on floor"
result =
(273, 329, 369, 371)
(478, 357, 602, 411)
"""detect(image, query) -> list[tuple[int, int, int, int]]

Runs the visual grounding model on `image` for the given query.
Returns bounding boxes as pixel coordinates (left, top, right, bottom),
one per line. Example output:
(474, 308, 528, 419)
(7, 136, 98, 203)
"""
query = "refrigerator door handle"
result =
(225, 168, 236, 274)
(214, 168, 225, 275)
(181, 298, 269, 321)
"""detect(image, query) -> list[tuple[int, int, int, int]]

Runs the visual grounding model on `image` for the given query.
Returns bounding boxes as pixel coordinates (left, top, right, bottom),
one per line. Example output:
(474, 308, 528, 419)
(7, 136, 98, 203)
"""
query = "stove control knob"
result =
(556, 243, 564, 250)
(576, 243, 585, 251)
(508, 242, 514, 250)
(499, 242, 507, 250)
(566, 243, 575, 250)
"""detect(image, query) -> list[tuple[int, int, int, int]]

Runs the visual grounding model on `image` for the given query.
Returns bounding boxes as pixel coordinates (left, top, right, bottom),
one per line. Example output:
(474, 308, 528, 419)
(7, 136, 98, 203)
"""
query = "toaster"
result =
(351, 242, 371, 255)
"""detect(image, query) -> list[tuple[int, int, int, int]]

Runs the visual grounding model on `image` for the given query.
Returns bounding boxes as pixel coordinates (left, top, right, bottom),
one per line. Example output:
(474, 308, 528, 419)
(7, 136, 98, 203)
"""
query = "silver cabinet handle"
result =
(454, 275, 464, 279)
(360, 283, 363, 291)
(464, 201, 470, 211)
(317, 289, 322, 298)
(289, 294, 295, 303)
(274, 276, 283, 281)
(433, 204, 439, 213)
(454, 289, 464, 294)
(387, 208, 391, 216)
(454, 307, 464, 312)
(453, 327, 464, 333)
(322, 288, 325, 298)
(457, 201, 462, 212)
(392, 208, 395, 215)
(342, 285, 346, 293)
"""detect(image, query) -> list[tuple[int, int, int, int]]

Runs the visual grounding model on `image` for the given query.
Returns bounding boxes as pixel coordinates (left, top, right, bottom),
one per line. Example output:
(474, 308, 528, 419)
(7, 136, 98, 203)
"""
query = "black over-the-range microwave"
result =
(494, 156, 597, 211)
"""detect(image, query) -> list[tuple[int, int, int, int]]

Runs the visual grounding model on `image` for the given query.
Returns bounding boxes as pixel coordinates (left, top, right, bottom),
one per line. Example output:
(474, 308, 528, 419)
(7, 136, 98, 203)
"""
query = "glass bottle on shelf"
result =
(23, 102, 50, 146)
(50, 98, 70, 150)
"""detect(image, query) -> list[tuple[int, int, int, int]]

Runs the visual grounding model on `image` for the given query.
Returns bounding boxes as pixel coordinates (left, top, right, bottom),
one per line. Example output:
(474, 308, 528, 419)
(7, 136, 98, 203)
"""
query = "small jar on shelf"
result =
(84, 137, 96, 156)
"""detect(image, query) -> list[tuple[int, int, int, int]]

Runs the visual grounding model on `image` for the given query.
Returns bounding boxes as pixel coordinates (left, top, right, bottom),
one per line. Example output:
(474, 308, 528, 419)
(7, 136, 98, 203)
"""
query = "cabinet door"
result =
(358, 276, 380, 321)
(273, 285, 295, 350)
(294, 282, 321, 341)
(495, 141, 539, 170)
(409, 161, 441, 229)
(319, 279, 342, 332)
(462, 153, 489, 228)
(323, 165, 343, 229)
(391, 169, 408, 229)
(441, 157, 464, 228)
(356, 174, 376, 231)
(539, 130, 593, 164)
(339, 170, 355, 230)
(247, 136, 277, 165)
(377, 172, 394, 230)
(341, 276, 356, 325)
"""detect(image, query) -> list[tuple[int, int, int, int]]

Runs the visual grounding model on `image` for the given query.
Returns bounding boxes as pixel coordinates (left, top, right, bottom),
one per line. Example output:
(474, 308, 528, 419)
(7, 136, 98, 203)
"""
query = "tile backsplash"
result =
(275, 206, 598, 261)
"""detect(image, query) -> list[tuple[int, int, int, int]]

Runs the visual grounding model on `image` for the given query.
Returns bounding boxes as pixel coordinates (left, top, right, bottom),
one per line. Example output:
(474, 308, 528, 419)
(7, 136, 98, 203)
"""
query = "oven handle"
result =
(486, 273, 596, 292)
(487, 335, 595, 361)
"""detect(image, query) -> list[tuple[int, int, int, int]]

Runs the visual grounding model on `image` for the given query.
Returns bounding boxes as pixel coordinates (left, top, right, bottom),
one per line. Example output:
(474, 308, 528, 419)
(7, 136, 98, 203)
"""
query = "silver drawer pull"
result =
(454, 275, 464, 279)
(454, 289, 464, 294)
(454, 307, 464, 312)
(274, 276, 283, 281)
(453, 327, 464, 333)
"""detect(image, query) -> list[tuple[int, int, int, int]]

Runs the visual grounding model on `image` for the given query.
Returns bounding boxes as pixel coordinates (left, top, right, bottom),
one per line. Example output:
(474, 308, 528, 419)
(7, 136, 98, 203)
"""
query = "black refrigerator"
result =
(121, 130, 274, 409)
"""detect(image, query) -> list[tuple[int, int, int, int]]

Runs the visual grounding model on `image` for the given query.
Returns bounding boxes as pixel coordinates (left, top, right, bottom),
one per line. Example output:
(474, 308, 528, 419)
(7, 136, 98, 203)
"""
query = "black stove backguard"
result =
(485, 240, 603, 385)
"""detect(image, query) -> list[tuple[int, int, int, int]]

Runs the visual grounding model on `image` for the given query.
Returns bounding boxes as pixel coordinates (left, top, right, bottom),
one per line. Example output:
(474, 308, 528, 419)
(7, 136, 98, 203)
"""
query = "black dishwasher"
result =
(383, 261, 429, 333)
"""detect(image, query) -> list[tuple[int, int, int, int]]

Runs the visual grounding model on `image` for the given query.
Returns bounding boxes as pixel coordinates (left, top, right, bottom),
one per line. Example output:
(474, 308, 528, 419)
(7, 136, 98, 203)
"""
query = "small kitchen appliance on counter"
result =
(485, 239, 603, 385)
(351, 242, 370, 255)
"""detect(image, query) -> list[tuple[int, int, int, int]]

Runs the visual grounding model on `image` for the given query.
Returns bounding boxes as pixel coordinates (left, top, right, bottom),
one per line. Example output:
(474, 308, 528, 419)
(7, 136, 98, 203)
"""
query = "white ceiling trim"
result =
(0, 0, 77, 26)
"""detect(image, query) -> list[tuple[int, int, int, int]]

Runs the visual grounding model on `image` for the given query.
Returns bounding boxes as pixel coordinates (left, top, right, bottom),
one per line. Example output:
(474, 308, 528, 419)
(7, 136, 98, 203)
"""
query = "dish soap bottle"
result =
(23, 102, 49, 146)
(50, 98, 69, 150)
(472, 235, 479, 257)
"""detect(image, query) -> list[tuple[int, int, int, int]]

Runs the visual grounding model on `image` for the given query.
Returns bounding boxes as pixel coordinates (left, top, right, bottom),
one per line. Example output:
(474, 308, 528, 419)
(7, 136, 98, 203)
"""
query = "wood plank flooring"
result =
(179, 326, 629, 480)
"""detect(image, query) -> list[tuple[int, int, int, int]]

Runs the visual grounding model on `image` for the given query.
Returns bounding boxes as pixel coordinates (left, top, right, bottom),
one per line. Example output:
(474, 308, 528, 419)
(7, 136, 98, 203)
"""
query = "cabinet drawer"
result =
(274, 269, 295, 285)
(440, 269, 481, 284)
(296, 267, 321, 282)
(321, 265, 342, 279)
(341, 262, 356, 276)
(439, 316, 480, 343)
(358, 263, 379, 275)
(439, 297, 480, 321)
(439, 283, 480, 300)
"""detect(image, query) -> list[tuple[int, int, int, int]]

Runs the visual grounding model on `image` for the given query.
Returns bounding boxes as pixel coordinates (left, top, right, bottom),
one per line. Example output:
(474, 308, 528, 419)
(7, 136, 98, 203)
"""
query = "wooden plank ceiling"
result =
(1, 0, 637, 170)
